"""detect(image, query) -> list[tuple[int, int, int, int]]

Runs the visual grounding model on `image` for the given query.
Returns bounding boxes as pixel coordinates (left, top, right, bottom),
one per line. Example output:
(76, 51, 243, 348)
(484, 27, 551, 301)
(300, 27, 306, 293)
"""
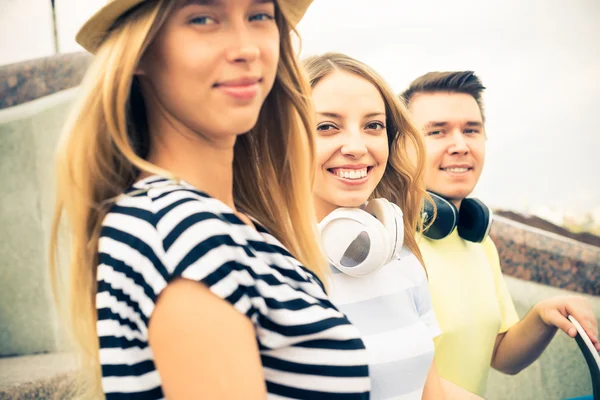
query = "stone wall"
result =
(0, 52, 92, 109)
(492, 216, 599, 296)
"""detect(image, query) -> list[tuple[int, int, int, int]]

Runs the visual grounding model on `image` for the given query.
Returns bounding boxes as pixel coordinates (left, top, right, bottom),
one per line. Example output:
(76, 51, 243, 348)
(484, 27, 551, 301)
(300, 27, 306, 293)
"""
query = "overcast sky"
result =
(1, 0, 598, 213)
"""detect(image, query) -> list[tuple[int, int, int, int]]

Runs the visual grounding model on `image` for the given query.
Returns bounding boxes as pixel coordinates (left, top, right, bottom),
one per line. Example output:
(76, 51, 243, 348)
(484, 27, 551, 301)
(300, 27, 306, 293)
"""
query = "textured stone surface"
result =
(0, 353, 76, 399)
(491, 216, 600, 296)
(0, 52, 91, 110)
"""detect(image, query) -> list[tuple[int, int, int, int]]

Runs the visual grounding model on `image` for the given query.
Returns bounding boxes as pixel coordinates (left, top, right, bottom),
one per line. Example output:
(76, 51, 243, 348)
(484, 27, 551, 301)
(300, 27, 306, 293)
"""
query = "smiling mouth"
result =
(441, 167, 472, 173)
(213, 77, 263, 100)
(327, 166, 373, 180)
(213, 77, 262, 87)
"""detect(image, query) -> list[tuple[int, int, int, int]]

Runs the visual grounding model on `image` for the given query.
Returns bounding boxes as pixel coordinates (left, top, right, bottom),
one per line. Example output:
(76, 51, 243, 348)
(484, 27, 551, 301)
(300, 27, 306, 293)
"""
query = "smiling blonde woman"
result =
(304, 53, 484, 400)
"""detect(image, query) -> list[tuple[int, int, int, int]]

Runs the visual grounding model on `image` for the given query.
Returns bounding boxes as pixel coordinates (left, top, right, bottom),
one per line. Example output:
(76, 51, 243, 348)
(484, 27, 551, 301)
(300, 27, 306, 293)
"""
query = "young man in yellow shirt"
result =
(401, 71, 599, 398)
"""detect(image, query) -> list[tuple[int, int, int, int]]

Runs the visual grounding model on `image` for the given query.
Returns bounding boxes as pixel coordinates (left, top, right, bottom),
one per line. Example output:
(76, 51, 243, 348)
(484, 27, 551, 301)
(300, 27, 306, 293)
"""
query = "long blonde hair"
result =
(302, 52, 431, 268)
(50, 0, 326, 396)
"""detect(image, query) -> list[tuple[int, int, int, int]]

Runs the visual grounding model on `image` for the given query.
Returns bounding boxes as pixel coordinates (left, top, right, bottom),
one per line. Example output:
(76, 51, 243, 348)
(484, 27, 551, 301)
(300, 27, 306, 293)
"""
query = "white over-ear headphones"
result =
(317, 198, 405, 277)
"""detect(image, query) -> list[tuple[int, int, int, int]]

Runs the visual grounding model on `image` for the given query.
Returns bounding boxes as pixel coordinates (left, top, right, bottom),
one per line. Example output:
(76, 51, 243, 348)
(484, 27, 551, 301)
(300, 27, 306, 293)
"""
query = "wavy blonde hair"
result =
(50, 0, 326, 397)
(302, 52, 432, 268)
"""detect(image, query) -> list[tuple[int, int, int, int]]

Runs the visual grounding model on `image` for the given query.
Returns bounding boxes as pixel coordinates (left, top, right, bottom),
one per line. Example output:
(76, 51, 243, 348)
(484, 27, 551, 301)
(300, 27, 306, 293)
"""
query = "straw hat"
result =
(76, 0, 313, 54)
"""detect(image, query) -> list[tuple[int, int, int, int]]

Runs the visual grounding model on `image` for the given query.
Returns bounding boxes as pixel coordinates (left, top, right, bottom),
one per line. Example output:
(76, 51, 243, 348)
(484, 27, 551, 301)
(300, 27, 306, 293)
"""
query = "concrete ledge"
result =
(0, 353, 76, 399)
(0, 88, 78, 357)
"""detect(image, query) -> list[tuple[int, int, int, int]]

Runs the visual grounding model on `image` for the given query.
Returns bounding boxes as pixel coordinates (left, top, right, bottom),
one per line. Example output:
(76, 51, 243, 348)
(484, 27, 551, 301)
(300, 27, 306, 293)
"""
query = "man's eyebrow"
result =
(424, 121, 448, 129)
(466, 121, 484, 127)
(423, 121, 483, 129)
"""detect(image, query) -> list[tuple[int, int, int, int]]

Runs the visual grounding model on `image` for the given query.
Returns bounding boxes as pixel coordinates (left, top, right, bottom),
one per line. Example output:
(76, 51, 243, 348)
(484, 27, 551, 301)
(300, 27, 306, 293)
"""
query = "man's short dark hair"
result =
(401, 71, 487, 121)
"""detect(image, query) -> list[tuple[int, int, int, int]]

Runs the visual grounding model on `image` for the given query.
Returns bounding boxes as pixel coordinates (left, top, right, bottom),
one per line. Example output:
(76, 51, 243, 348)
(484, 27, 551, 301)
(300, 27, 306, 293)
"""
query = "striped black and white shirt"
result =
(96, 175, 370, 399)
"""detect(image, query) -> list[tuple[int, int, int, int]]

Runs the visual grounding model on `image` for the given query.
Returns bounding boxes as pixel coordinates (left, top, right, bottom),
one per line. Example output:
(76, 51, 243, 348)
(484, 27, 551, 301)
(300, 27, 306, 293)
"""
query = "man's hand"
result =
(492, 294, 599, 375)
(536, 295, 599, 351)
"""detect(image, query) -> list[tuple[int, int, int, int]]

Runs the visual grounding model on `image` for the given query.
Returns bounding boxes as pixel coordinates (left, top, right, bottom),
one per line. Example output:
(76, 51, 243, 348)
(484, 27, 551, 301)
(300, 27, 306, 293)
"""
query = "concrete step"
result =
(0, 352, 76, 399)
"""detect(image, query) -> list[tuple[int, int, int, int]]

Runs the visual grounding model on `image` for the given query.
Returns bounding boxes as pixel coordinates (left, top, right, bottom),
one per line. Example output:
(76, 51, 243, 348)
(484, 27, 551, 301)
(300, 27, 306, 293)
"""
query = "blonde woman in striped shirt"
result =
(50, 2, 370, 399)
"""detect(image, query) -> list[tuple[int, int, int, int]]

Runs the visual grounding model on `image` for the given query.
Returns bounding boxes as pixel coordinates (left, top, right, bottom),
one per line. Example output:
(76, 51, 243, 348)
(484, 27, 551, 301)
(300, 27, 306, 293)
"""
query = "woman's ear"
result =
(134, 54, 147, 76)
(134, 65, 146, 76)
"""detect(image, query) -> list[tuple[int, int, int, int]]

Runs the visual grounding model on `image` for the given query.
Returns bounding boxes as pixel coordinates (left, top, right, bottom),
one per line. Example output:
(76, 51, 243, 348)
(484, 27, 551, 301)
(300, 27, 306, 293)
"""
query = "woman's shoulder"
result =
(104, 175, 239, 230)
(120, 175, 227, 213)
(99, 175, 249, 273)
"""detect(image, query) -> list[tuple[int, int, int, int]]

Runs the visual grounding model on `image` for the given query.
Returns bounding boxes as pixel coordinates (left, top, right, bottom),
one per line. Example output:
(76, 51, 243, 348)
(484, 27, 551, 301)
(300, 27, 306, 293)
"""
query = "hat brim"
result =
(76, 0, 312, 54)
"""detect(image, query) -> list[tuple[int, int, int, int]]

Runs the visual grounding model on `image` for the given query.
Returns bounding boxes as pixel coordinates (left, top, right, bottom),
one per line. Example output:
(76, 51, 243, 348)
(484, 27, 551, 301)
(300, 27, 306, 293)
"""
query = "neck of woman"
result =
(146, 122, 238, 211)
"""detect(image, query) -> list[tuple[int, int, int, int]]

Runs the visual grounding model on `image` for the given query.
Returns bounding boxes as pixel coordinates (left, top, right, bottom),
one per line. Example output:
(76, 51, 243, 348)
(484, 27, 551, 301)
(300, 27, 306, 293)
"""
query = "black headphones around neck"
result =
(422, 192, 493, 243)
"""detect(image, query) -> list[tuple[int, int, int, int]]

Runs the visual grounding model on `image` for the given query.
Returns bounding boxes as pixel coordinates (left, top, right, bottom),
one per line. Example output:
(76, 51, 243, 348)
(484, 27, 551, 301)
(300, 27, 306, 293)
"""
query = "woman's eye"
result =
(190, 16, 217, 25)
(249, 13, 275, 22)
(316, 123, 338, 133)
(365, 122, 385, 131)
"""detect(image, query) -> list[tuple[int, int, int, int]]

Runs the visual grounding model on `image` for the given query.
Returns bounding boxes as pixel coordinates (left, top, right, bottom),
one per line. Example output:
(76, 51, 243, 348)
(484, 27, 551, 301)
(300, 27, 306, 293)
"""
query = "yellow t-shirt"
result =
(418, 229, 520, 396)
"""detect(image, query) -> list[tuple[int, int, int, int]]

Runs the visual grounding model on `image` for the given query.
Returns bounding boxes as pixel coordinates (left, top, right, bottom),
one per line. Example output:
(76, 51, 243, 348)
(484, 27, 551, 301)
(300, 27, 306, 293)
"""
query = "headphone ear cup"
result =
(423, 192, 458, 240)
(457, 198, 493, 243)
(364, 199, 404, 261)
(318, 208, 390, 276)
